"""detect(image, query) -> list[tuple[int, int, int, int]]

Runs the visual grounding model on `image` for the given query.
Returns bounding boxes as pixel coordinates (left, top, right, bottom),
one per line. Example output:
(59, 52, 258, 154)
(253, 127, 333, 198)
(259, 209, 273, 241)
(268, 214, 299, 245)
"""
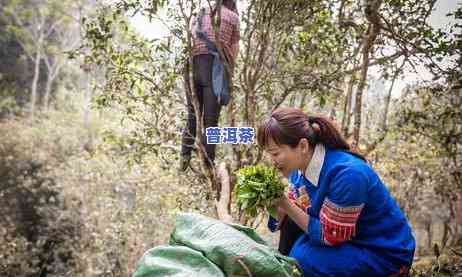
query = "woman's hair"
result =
(211, 0, 237, 17)
(223, 0, 237, 11)
(257, 107, 365, 160)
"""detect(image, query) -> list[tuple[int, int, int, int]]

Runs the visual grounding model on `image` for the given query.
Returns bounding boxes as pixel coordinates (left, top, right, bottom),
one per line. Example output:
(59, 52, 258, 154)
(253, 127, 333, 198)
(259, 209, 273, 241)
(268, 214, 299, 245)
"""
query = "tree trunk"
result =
(341, 75, 355, 137)
(29, 44, 42, 119)
(352, 0, 383, 148)
(43, 74, 53, 110)
(83, 72, 92, 127)
(216, 162, 233, 223)
(441, 220, 451, 249)
(208, 0, 235, 221)
(426, 221, 433, 251)
(381, 79, 393, 129)
(179, 1, 219, 201)
(352, 27, 372, 148)
(43, 60, 64, 111)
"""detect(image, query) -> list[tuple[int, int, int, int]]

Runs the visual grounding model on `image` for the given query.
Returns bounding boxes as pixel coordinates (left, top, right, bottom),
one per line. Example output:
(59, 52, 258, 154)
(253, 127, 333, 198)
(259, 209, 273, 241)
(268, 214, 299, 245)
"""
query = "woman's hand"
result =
(269, 195, 287, 220)
(274, 195, 292, 212)
(275, 195, 309, 233)
(277, 205, 287, 222)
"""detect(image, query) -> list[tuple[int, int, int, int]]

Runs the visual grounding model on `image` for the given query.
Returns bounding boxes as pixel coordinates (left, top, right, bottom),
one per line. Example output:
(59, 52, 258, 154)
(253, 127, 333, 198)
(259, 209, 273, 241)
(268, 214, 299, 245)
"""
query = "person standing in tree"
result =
(180, 0, 240, 171)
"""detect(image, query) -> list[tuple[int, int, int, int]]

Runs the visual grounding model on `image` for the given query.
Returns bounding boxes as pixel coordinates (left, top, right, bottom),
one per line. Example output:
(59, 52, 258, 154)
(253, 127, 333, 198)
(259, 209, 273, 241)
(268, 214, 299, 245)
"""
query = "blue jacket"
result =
(268, 144, 415, 276)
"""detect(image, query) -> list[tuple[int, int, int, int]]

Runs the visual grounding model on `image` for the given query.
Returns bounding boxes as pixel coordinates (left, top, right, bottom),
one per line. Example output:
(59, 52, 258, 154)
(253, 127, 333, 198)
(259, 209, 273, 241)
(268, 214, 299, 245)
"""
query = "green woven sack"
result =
(170, 213, 302, 277)
(133, 245, 225, 277)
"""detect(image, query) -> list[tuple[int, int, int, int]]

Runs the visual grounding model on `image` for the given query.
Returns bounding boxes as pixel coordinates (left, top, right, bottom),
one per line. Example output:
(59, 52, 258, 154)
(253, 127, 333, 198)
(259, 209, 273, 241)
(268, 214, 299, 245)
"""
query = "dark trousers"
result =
(181, 54, 221, 163)
(278, 216, 305, 255)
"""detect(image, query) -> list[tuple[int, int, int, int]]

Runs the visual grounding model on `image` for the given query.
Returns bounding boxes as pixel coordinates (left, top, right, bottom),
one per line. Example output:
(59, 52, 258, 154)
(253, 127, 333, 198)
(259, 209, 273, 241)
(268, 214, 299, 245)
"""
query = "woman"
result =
(257, 107, 415, 277)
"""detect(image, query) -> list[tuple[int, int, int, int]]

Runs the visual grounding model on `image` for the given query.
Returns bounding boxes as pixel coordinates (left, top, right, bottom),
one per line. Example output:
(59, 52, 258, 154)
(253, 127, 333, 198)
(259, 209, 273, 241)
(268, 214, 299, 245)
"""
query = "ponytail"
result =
(306, 115, 365, 160)
(257, 107, 365, 161)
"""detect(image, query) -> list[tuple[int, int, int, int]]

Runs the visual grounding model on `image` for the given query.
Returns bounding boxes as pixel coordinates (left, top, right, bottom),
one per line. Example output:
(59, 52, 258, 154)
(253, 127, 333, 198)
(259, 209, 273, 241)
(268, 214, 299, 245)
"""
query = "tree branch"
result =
(351, 0, 383, 149)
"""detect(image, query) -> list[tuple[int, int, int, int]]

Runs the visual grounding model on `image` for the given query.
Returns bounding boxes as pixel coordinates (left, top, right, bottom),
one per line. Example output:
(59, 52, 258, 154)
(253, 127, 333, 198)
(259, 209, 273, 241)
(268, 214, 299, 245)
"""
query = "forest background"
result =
(1, 0, 461, 276)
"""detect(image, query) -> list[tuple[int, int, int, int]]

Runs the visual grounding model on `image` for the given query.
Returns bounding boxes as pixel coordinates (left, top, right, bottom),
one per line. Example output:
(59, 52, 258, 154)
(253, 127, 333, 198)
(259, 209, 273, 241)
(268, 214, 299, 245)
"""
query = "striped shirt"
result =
(191, 6, 240, 67)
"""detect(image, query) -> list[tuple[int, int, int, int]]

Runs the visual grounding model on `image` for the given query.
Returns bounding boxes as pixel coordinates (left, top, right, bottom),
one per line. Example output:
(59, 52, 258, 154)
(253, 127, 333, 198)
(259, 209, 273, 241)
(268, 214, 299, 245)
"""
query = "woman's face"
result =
(265, 138, 308, 178)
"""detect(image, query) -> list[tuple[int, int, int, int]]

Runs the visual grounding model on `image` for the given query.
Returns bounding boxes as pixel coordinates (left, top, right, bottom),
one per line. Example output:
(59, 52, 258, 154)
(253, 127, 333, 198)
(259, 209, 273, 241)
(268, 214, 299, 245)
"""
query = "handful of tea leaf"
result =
(234, 165, 286, 218)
